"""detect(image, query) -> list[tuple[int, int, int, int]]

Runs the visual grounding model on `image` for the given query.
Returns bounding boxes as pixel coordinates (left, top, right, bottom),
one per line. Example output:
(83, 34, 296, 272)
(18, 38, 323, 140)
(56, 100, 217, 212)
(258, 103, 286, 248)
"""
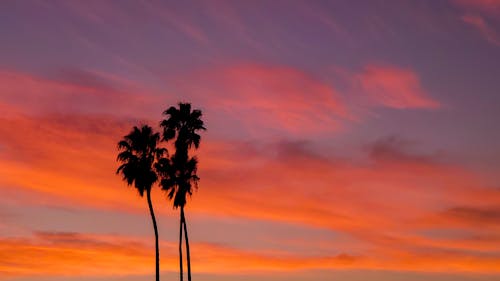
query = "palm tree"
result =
(157, 103, 205, 281)
(116, 125, 166, 281)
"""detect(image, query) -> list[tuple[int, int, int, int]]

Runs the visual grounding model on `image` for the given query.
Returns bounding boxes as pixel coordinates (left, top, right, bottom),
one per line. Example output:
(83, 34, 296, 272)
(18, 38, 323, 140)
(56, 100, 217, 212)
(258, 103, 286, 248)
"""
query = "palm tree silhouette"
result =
(116, 125, 166, 281)
(157, 103, 205, 281)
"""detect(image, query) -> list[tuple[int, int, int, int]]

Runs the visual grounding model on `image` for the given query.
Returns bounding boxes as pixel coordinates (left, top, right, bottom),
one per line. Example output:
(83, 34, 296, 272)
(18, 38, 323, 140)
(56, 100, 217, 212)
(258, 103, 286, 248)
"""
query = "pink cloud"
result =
(169, 63, 442, 137)
(0, 69, 159, 117)
(462, 14, 500, 46)
(178, 64, 351, 136)
(454, 0, 500, 46)
(355, 65, 440, 109)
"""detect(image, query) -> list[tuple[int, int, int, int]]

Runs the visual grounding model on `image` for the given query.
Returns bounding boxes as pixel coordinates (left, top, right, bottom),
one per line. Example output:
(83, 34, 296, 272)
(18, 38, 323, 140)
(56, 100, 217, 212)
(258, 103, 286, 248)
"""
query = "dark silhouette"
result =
(157, 103, 205, 281)
(116, 125, 166, 281)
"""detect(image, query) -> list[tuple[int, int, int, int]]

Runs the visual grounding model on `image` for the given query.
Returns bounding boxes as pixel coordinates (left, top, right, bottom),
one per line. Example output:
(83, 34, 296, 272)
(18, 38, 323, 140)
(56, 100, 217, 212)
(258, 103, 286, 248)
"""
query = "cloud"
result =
(0, 232, 163, 277)
(175, 63, 350, 136)
(461, 14, 500, 46)
(0, 113, 155, 213)
(454, 0, 500, 46)
(1, 230, 498, 277)
(446, 206, 500, 223)
(0, 112, 497, 231)
(355, 65, 440, 109)
(167, 63, 442, 138)
(435, 205, 500, 229)
(0, 69, 159, 118)
(1, 64, 358, 138)
(198, 136, 499, 223)
(367, 136, 441, 164)
(0, 112, 499, 274)
(167, 62, 442, 137)
(0, 231, 363, 276)
(0, 65, 496, 275)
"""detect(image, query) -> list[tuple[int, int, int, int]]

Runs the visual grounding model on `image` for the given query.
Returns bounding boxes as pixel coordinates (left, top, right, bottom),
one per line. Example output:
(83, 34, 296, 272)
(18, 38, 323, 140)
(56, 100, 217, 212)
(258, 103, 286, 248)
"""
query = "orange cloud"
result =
(1, 113, 498, 225)
(0, 231, 367, 277)
(0, 113, 151, 212)
(0, 76, 497, 276)
(355, 65, 440, 109)
(420, 205, 500, 233)
(196, 138, 500, 242)
(0, 231, 498, 278)
(0, 232, 170, 277)
(1, 114, 499, 258)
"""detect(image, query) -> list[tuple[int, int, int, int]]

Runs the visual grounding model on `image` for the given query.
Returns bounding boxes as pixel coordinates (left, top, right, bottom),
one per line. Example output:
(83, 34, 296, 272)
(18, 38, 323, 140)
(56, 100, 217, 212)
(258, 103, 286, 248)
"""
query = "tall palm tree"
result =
(116, 125, 166, 281)
(158, 103, 205, 281)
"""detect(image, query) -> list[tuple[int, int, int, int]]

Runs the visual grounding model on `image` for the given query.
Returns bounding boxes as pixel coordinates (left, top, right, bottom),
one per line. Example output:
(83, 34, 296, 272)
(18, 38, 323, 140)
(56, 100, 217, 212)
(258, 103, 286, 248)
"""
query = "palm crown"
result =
(161, 103, 205, 151)
(158, 103, 205, 208)
(117, 125, 166, 196)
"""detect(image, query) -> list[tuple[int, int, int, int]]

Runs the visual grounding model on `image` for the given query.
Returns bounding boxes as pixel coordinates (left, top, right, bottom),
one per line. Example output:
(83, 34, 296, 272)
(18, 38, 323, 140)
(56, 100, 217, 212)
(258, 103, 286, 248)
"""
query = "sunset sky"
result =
(1, 0, 500, 280)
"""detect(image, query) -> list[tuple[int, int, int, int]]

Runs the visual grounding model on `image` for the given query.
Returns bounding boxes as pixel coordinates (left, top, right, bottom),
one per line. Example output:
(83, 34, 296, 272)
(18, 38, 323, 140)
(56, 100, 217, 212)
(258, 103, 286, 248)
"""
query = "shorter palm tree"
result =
(116, 125, 166, 281)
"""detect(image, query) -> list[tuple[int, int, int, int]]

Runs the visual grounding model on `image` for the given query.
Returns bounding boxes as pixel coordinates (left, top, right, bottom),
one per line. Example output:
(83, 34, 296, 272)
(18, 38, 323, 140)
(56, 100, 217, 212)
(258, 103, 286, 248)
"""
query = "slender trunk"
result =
(179, 210, 184, 281)
(182, 207, 191, 281)
(146, 189, 160, 281)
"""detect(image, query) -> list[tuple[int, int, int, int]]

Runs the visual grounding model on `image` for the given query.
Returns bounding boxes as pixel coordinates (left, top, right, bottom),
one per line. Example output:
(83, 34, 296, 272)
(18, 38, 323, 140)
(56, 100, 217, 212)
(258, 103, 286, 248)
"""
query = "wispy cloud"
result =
(454, 0, 500, 46)
(0, 69, 159, 117)
(355, 65, 440, 109)
(175, 63, 350, 136)
(461, 14, 500, 46)
(428, 205, 500, 229)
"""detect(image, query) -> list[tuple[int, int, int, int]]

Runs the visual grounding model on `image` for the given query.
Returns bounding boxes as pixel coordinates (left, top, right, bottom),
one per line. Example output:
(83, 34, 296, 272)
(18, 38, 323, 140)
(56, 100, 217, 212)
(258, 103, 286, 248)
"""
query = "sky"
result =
(0, 0, 499, 280)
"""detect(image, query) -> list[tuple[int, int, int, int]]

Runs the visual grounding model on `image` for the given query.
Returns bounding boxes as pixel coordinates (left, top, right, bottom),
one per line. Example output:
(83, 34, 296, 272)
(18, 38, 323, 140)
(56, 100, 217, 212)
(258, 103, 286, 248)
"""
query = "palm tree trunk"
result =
(181, 207, 191, 281)
(179, 210, 184, 281)
(146, 189, 160, 281)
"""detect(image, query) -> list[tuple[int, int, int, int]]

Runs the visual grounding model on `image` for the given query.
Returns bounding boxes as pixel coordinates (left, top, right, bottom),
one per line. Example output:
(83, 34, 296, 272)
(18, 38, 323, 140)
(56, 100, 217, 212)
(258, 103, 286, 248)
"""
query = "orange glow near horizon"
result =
(1, 232, 498, 277)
